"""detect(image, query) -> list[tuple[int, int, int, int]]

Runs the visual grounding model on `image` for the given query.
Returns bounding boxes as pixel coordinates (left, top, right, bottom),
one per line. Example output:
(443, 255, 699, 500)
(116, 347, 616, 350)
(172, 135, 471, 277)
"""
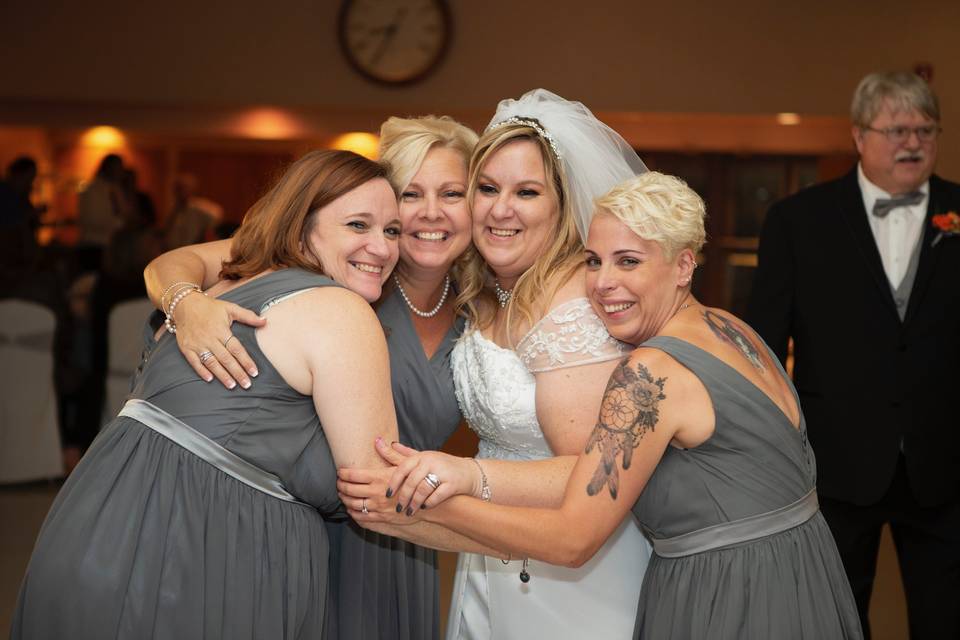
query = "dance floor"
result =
(2, 481, 908, 638)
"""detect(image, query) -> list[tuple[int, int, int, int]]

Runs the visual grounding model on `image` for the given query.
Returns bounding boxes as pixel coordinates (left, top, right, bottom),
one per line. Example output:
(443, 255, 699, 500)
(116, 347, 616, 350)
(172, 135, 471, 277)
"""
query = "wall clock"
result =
(338, 0, 451, 86)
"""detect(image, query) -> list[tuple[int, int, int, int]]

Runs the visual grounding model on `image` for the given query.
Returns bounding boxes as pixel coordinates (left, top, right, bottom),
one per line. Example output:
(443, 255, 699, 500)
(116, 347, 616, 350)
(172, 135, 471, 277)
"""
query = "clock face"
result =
(339, 0, 451, 85)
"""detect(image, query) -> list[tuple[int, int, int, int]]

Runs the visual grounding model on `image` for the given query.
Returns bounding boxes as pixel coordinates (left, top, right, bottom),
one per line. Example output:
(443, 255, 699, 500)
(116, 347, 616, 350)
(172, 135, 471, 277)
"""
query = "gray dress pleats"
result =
(632, 336, 863, 639)
(12, 269, 343, 640)
(325, 287, 464, 640)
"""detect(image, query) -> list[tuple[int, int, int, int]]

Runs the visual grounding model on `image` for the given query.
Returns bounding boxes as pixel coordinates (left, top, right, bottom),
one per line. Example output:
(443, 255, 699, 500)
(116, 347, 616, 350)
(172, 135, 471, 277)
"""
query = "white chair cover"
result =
(0, 299, 63, 483)
(102, 298, 155, 427)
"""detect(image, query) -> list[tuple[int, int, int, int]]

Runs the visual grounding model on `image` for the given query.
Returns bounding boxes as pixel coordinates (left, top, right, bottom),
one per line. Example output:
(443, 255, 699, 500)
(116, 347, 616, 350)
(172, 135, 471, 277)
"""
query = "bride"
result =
(342, 89, 652, 639)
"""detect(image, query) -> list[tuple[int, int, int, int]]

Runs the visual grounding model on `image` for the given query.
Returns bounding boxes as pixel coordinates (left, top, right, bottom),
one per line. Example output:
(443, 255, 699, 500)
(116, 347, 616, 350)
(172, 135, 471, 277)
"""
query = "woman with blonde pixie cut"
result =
(342, 90, 652, 639)
(141, 115, 488, 640)
(364, 171, 863, 639)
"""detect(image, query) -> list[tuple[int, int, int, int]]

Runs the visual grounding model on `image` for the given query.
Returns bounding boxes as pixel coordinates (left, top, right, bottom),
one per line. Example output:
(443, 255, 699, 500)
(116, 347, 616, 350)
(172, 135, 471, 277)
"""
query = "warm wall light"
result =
(80, 125, 127, 148)
(776, 113, 801, 126)
(330, 132, 380, 160)
(232, 108, 303, 140)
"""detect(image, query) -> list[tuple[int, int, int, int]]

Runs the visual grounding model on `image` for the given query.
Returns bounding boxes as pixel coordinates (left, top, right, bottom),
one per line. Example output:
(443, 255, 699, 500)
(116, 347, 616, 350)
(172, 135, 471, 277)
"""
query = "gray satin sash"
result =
(119, 399, 307, 506)
(650, 488, 819, 558)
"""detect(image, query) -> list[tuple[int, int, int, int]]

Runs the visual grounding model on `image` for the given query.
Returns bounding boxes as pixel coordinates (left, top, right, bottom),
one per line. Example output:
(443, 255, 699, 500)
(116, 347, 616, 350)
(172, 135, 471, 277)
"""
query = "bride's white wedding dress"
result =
(447, 298, 651, 640)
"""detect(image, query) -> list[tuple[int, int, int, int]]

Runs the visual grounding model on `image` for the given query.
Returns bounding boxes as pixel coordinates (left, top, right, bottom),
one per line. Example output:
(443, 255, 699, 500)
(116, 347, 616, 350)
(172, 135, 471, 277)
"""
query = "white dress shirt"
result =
(858, 163, 928, 289)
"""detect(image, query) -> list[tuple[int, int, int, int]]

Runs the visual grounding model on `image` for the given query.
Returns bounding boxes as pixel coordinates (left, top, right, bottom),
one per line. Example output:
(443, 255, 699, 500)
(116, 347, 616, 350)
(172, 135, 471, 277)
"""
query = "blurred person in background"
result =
(163, 173, 223, 249)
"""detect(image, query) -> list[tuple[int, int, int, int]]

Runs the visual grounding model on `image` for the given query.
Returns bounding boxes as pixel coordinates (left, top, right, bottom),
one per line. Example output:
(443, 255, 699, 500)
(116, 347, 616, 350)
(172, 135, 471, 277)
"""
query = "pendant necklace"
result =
(494, 280, 513, 308)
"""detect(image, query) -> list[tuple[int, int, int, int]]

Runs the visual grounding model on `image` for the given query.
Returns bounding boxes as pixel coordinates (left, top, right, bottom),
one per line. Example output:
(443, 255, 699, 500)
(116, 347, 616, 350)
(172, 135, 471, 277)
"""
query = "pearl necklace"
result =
(494, 280, 513, 308)
(394, 274, 450, 318)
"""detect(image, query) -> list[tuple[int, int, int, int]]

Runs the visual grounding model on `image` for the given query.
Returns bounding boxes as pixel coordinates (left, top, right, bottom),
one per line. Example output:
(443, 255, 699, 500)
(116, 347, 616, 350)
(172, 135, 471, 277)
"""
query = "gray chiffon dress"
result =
(12, 269, 343, 640)
(325, 286, 464, 640)
(632, 336, 862, 639)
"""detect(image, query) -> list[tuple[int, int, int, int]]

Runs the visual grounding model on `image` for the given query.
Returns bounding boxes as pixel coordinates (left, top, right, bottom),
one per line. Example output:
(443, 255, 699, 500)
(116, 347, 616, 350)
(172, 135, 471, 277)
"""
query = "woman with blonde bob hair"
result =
(342, 90, 653, 639)
(140, 116, 493, 639)
(362, 171, 864, 638)
(13, 149, 405, 639)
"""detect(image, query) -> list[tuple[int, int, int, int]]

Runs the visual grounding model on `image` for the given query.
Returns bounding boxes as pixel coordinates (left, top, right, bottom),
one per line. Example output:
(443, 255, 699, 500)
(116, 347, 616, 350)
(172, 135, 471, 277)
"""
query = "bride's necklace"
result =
(493, 280, 513, 308)
(394, 274, 450, 318)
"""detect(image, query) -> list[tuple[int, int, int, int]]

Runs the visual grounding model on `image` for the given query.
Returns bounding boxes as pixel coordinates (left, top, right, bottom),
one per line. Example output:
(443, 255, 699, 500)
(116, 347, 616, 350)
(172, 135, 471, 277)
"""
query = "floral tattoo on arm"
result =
(702, 310, 765, 372)
(585, 357, 667, 500)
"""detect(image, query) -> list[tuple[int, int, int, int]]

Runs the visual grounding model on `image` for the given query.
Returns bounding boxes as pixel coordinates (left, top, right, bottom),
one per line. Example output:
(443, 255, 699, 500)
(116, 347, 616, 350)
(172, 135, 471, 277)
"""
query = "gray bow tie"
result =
(873, 191, 924, 218)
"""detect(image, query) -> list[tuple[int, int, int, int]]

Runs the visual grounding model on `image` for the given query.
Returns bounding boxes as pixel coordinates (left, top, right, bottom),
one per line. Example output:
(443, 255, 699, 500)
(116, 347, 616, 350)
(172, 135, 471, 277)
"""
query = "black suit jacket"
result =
(748, 169, 960, 507)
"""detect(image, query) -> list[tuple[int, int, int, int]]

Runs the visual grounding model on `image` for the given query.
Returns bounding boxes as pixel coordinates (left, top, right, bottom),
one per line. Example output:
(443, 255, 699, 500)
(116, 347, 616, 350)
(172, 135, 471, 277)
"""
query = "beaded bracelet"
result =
(163, 284, 201, 317)
(165, 285, 203, 334)
(160, 281, 200, 315)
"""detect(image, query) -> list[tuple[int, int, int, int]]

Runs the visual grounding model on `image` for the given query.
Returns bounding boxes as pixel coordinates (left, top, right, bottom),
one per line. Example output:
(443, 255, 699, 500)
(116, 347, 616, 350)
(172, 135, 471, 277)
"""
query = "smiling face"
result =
(585, 213, 693, 345)
(471, 139, 560, 288)
(854, 100, 938, 195)
(305, 177, 401, 302)
(397, 145, 472, 278)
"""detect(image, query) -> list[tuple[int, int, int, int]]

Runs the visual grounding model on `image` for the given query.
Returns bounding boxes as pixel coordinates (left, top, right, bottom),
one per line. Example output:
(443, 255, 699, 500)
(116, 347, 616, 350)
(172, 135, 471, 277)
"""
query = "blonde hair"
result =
(851, 71, 940, 128)
(594, 172, 707, 259)
(457, 121, 582, 334)
(378, 115, 478, 193)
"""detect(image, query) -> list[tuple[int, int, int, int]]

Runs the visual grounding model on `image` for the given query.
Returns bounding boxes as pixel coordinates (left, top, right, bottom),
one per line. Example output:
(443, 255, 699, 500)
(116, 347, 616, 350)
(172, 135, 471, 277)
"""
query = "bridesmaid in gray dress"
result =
(12, 150, 403, 639)
(372, 172, 863, 638)
(142, 116, 480, 639)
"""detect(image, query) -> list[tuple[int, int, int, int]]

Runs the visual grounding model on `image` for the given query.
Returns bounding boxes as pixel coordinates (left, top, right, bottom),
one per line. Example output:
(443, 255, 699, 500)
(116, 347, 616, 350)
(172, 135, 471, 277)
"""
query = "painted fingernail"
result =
(204, 375, 213, 383)
(375, 437, 383, 446)
(420, 504, 427, 510)
(405, 507, 413, 517)
(395, 504, 403, 513)
(385, 488, 393, 498)
(250, 368, 259, 377)
(241, 379, 251, 389)
(227, 380, 237, 389)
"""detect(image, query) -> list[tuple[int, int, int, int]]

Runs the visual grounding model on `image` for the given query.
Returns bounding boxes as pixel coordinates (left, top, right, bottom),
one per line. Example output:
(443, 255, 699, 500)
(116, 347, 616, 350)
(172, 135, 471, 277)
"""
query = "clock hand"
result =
(369, 7, 408, 66)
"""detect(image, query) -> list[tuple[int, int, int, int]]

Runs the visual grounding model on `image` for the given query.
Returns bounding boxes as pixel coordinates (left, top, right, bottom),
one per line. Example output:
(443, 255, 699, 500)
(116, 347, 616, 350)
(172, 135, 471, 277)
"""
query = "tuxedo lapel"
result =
(904, 175, 948, 324)
(835, 171, 899, 317)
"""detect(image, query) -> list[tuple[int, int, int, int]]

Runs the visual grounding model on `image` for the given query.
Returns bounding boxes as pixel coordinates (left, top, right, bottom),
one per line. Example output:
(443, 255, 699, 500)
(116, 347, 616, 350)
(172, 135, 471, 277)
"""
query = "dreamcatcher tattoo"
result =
(585, 357, 667, 499)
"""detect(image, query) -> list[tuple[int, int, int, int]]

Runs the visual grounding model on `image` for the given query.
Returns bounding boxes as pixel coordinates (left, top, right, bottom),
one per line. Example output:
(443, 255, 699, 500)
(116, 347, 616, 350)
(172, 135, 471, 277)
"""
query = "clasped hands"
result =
(337, 438, 483, 526)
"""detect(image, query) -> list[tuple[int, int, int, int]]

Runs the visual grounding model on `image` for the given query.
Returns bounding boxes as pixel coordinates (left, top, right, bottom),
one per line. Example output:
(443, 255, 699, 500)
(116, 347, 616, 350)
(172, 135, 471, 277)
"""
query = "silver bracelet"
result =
(471, 457, 491, 501)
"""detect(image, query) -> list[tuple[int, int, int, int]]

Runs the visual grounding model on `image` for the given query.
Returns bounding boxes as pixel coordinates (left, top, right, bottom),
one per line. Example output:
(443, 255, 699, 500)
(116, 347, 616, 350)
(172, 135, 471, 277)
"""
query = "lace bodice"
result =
(516, 298, 631, 372)
(451, 297, 629, 461)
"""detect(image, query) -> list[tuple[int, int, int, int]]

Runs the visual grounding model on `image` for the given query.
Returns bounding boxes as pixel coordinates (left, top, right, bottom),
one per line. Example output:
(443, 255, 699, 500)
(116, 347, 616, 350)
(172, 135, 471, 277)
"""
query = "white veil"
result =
(486, 89, 648, 242)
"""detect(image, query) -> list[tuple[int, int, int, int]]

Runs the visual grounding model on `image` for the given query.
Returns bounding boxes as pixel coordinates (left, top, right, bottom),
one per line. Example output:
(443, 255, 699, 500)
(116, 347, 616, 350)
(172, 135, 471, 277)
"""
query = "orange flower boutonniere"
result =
(932, 211, 960, 246)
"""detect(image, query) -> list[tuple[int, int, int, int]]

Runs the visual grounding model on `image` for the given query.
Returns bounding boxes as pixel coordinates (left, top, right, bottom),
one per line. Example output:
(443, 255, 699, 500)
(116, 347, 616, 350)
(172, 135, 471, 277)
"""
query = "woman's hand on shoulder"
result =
(169, 292, 265, 389)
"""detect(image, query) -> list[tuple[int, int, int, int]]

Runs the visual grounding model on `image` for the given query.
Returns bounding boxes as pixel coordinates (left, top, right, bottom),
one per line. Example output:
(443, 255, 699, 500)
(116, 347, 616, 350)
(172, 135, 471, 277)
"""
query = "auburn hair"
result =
(220, 150, 390, 280)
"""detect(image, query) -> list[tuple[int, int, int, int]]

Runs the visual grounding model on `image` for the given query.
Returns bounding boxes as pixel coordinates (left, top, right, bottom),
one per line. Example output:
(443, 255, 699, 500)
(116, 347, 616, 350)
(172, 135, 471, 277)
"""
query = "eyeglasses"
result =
(862, 124, 941, 144)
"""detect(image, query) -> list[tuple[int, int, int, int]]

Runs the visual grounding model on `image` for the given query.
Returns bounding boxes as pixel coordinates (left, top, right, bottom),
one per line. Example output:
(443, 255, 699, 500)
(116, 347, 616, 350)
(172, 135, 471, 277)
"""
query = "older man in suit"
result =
(748, 71, 960, 639)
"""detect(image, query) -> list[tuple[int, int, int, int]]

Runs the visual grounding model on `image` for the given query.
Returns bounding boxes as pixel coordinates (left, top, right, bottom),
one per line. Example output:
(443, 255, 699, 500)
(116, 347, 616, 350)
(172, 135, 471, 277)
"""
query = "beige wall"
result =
(2, 0, 959, 174)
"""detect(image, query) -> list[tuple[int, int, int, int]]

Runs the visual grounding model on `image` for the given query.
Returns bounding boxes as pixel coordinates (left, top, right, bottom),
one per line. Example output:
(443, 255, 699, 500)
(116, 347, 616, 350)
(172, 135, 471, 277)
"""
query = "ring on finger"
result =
(424, 473, 441, 490)
(361, 498, 369, 514)
(198, 350, 216, 364)
(222, 334, 237, 348)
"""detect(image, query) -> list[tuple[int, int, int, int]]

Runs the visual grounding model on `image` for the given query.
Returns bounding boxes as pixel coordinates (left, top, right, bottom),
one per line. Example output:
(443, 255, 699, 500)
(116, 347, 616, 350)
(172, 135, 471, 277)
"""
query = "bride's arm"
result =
(144, 239, 263, 388)
(372, 350, 680, 566)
